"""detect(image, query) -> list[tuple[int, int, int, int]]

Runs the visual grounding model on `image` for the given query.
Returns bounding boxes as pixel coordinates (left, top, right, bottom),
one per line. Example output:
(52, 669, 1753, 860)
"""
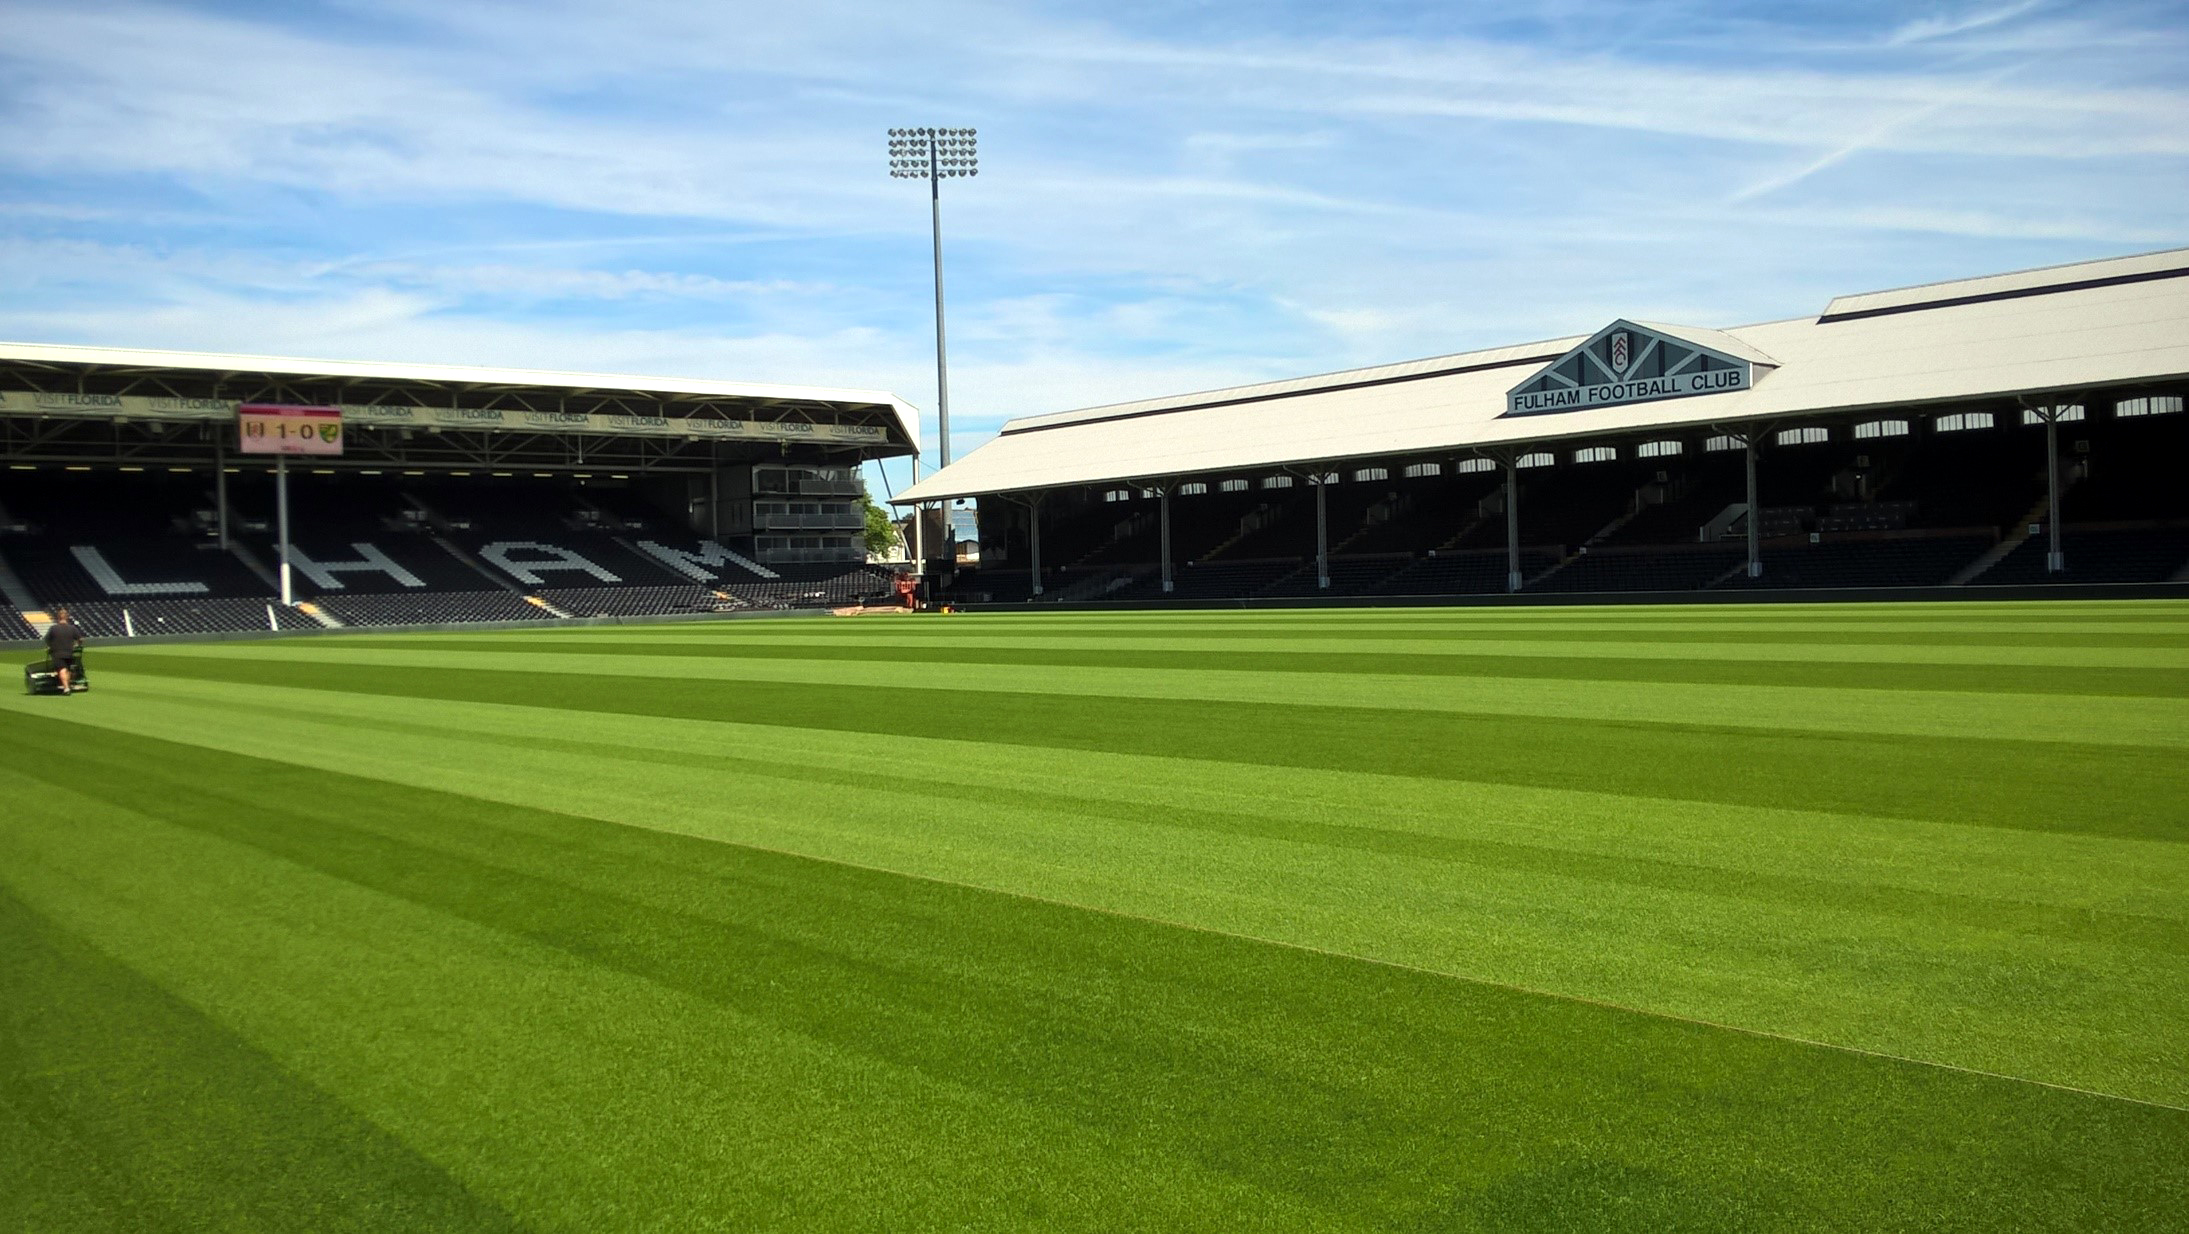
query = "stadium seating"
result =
(722, 565, 894, 610)
(7, 402, 2183, 633)
(1713, 533, 1996, 590)
(1532, 545, 1751, 593)
(1, 603, 36, 642)
(64, 597, 322, 637)
(542, 585, 736, 617)
(1971, 525, 2189, 586)
(313, 590, 555, 626)
(0, 469, 888, 638)
(1258, 554, 1412, 597)
(1368, 549, 1561, 596)
(3, 538, 274, 606)
(1109, 558, 1300, 601)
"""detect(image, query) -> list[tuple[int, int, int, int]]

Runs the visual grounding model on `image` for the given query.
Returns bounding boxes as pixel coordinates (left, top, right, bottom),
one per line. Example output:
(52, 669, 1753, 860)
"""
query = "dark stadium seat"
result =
(1110, 558, 1299, 601)
(1257, 554, 1412, 597)
(1971, 525, 2189, 586)
(1712, 533, 1995, 590)
(4, 538, 275, 605)
(1531, 545, 1750, 593)
(1, 603, 37, 642)
(1369, 549, 1559, 596)
(63, 597, 320, 637)
(314, 590, 554, 626)
(540, 585, 736, 617)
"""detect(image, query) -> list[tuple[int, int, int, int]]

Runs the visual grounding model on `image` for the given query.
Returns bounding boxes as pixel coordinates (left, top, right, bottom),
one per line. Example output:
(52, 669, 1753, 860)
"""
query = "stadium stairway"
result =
(0, 602, 36, 642)
(1968, 523, 2189, 586)
(0, 549, 44, 612)
(1257, 554, 1412, 597)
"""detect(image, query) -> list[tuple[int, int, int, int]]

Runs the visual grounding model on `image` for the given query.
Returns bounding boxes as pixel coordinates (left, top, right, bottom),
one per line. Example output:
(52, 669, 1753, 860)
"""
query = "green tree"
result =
(862, 492, 902, 557)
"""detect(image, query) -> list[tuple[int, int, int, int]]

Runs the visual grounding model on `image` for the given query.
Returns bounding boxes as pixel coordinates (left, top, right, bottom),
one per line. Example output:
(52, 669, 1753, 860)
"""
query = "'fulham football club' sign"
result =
(1506, 320, 1771, 417)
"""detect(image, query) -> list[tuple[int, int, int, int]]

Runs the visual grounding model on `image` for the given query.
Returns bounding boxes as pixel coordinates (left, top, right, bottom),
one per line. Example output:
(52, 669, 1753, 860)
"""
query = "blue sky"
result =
(1, 0, 2184, 495)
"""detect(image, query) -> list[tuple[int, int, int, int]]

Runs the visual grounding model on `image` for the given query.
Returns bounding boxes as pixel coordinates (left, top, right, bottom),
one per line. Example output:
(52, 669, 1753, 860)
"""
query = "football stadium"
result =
(908, 248, 2189, 605)
(5, 250, 2188, 1230)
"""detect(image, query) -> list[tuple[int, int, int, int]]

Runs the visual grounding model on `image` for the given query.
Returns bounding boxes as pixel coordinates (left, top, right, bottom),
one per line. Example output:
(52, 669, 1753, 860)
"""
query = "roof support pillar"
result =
(2043, 409, 2066, 574)
(214, 439, 229, 550)
(1505, 457, 1522, 593)
(909, 457, 925, 578)
(1745, 436, 1761, 579)
(1159, 486, 1174, 594)
(1315, 474, 1330, 590)
(1028, 495, 1044, 597)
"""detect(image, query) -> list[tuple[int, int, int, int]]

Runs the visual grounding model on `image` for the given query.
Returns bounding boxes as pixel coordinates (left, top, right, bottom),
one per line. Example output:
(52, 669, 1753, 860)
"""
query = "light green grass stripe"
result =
(17, 678, 2188, 1105)
(2, 775, 1357, 1233)
(97, 647, 2189, 749)
(445, 613, 2189, 638)
(557, 598, 2189, 627)
(49, 674, 2189, 908)
(313, 630, 2186, 667)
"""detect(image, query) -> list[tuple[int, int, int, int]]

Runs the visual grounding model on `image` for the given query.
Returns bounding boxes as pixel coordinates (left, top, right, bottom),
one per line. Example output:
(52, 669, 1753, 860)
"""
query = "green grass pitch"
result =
(4, 599, 2187, 1231)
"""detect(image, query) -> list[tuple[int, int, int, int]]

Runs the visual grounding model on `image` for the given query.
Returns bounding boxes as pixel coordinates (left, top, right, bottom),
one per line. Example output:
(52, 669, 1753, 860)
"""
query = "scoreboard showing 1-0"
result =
(238, 403, 343, 455)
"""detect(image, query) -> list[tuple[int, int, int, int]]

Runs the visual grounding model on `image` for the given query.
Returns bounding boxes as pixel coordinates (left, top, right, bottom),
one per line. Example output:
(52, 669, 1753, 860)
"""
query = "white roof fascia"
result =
(896, 261, 2189, 504)
(999, 338, 1582, 434)
(1820, 246, 2189, 319)
(0, 340, 921, 451)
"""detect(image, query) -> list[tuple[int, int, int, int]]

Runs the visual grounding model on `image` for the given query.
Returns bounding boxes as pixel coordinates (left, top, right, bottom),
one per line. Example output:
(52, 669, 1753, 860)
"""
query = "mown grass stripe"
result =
(98, 652, 2189, 840)
(119, 646, 2189, 750)
(65, 676, 2189, 958)
(306, 635, 2189, 698)
(6, 721, 2186, 1231)
(11, 690, 2186, 1107)
(382, 631, 2185, 669)
(0, 886, 520, 1233)
(5, 775, 1358, 1233)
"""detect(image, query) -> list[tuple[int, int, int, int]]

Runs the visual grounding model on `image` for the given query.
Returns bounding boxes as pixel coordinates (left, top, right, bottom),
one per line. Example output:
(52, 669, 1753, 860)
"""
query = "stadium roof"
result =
(0, 340, 921, 454)
(898, 246, 2189, 503)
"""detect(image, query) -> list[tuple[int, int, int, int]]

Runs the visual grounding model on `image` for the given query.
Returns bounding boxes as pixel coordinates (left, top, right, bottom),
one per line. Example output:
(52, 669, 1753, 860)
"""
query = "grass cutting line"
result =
(552, 806, 2189, 1116)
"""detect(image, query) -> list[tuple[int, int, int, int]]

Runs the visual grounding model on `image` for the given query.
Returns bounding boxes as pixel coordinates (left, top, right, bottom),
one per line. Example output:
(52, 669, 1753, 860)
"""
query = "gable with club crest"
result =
(1506, 320, 1774, 417)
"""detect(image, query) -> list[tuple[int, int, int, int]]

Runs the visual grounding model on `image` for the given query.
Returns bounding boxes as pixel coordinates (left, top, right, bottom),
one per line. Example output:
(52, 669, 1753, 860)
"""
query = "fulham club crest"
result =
(1609, 330, 1632, 374)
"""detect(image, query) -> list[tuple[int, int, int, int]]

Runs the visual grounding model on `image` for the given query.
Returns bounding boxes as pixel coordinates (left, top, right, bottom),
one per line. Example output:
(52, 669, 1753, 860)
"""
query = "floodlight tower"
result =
(888, 126, 977, 564)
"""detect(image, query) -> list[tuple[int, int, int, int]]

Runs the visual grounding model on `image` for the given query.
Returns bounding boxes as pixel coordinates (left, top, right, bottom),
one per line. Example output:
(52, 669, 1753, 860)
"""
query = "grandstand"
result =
(0, 345, 913, 637)
(904, 248, 2189, 604)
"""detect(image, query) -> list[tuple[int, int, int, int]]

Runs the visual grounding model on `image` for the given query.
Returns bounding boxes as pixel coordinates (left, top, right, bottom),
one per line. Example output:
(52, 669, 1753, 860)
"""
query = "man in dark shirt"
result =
(44, 606, 84, 694)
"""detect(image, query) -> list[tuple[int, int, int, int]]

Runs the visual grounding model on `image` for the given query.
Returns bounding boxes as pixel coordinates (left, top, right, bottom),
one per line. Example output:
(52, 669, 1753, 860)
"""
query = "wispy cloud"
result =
(1887, 0, 2047, 46)
(0, 0, 2182, 465)
(1727, 61, 2035, 202)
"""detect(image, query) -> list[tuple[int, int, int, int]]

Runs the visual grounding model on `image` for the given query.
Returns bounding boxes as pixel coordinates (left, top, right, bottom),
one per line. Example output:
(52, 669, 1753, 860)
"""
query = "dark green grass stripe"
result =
(108, 654, 2189, 840)
(8, 714, 2187, 1231)
(0, 883, 521, 1234)
(313, 636, 2189, 697)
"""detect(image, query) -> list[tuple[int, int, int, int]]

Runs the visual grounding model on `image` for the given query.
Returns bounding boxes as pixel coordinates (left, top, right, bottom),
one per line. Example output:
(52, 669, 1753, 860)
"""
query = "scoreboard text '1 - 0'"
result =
(238, 404, 343, 455)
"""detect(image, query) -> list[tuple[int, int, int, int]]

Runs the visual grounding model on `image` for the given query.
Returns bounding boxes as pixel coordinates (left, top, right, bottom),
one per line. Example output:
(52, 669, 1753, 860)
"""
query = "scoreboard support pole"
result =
(275, 453, 293, 606)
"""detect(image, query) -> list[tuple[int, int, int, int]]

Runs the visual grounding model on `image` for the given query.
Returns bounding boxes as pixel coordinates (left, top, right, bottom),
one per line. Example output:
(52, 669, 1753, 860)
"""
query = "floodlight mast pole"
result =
(929, 142, 951, 477)
(889, 126, 977, 575)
